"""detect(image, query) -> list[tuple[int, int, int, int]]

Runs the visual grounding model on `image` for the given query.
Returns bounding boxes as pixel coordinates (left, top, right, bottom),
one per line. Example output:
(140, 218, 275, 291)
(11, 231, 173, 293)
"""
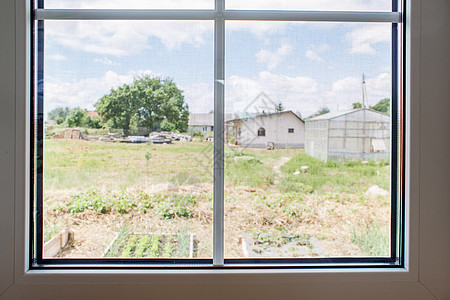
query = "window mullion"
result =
(34, 9, 401, 23)
(213, 0, 225, 267)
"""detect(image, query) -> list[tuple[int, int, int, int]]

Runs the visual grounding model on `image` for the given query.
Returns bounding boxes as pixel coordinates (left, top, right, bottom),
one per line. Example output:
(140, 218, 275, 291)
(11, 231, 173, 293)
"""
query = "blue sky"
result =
(43, 1, 393, 118)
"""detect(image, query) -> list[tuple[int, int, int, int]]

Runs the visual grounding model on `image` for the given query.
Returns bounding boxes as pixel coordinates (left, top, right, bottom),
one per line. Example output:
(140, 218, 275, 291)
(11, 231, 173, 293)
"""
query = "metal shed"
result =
(305, 108, 390, 161)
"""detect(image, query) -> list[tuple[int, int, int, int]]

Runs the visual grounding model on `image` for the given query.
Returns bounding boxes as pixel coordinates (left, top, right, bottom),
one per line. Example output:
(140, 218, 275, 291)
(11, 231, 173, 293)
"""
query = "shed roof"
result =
(227, 110, 304, 123)
(307, 108, 389, 121)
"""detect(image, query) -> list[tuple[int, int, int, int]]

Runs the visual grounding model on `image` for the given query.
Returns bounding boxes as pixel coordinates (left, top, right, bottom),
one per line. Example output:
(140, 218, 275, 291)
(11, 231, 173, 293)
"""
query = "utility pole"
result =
(362, 73, 368, 109)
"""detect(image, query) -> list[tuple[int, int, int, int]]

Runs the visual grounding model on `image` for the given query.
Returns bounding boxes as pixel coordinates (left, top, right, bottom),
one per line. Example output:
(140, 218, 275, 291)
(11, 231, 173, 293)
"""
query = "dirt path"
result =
(272, 157, 291, 184)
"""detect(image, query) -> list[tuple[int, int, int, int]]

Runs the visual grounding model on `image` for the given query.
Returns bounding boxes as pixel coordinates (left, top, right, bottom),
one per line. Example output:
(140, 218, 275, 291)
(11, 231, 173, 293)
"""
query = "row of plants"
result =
(64, 190, 197, 219)
(105, 224, 192, 258)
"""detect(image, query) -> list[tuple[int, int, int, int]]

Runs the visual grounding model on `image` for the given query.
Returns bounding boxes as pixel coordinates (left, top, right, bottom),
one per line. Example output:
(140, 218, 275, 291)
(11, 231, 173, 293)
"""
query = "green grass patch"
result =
(280, 153, 390, 193)
(225, 150, 274, 188)
(351, 223, 390, 256)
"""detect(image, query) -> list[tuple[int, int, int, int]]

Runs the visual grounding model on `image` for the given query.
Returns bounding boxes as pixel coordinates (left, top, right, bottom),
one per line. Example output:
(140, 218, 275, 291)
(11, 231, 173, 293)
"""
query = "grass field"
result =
(43, 139, 391, 259)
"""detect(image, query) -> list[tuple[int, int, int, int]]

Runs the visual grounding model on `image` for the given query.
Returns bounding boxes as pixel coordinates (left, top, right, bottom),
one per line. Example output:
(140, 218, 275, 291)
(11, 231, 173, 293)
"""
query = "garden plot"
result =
(104, 232, 197, 258)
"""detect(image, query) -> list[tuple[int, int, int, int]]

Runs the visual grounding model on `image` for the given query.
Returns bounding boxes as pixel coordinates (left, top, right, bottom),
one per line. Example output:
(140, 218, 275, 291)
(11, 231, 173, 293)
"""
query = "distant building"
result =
(226, 111, 305, 149)
(86, 111, 100, 119)
(188, 113, 214, 135)
(305, 108, 390, 161)
(188, 113, 232, 136)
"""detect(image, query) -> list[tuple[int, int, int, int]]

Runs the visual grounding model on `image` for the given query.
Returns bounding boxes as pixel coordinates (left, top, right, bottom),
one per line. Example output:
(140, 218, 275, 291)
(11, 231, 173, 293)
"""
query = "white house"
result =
(188, 113, 233, 136)
(226, 111, 305, 149)
(188, 113, 214, 135)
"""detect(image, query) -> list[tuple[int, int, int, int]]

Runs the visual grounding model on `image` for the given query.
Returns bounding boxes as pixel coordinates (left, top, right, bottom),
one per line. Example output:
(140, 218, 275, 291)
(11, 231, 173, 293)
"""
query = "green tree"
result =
(86, 116, 102, 129)
(370, 98, 390, 115)
(66, 108, 87, 127)
(95, 75, 189, 135)
(275, 102, 285, 112)
(352, 102, 362, 109)
(48, 106, 72, 124)
(308, 106, 330, 119)
(96, 84, 141, 135)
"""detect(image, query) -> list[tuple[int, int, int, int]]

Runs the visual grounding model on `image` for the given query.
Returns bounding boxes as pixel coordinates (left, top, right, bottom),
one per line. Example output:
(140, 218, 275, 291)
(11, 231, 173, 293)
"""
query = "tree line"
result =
(308, 98, 391, 119)
(47, 75, 189, 135)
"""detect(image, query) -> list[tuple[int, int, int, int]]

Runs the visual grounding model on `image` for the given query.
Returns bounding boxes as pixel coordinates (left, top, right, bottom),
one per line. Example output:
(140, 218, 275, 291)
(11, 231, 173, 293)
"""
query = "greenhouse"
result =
(305, 108, 390, 161)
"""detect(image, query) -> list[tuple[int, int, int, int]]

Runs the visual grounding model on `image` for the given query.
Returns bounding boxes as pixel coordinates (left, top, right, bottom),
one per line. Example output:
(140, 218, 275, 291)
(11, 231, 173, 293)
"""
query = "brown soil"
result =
(45, 183, 389, 259)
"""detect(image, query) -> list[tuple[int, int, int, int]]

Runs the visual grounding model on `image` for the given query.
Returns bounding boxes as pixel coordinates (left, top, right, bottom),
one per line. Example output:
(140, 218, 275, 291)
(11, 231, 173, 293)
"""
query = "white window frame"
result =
(1, 0, 449, 298)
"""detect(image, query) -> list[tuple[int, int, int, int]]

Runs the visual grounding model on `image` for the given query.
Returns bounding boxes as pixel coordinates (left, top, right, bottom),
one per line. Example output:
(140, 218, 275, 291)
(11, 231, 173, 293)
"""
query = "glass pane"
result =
(42, 20, 214, 259)
(225, 21, 392, 258)
(44, 0, 213, 9)
(226, 0, 392, 11)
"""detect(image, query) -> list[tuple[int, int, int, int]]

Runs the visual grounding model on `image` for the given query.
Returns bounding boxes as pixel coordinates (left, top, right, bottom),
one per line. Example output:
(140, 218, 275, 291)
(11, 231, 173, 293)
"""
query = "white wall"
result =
(238, 113, 305, 148)
(0, 0, 449, 299)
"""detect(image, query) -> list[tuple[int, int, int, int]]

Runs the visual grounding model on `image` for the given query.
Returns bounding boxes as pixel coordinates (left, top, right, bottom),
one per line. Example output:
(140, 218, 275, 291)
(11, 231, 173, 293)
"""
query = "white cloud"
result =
(305, 50, 323, 62)
(181, 82, 214, 113)
(44, 69, 214, 116)
(326, 73, 391, 108)
(226, 71, 320, 116)
(317, 44, 331, 52)
(44, 69, 391, 119)
(305, 44, 330, 62)
(226, 21, 288, 37)
(346, 24, 391, 54)
(256, 43, 292, 70)
(46, 20, 212, 56)
(44, 70, 155, 115)
(225, 71, 391, 117)
(47, 54, 66, 61)
(94, 57, 117, 66)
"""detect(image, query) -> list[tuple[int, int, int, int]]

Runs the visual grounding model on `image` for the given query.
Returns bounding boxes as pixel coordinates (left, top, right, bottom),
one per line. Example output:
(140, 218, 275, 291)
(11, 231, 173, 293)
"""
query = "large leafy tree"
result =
(95, 75, 189, 135)
(370, 98, 390, 115)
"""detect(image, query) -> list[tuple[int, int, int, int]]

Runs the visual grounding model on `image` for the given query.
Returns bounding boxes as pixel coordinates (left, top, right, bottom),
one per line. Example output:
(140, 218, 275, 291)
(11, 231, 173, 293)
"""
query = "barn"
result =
(226, 110, 305, 149)
(305, 108, 390, 161)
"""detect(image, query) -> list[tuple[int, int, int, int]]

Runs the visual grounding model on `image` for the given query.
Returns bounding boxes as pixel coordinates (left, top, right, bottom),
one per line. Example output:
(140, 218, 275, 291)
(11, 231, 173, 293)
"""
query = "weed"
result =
(351, 223, 389, 256)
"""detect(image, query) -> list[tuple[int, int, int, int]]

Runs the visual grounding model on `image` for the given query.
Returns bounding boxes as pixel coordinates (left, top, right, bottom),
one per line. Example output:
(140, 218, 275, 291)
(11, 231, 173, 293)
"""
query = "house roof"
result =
(307, 108, 389, 121)
(226, 110, 304, 123)
(86, 111, 100, 118)
(188, 113, 213, 126)
(188, 113, 233, 126)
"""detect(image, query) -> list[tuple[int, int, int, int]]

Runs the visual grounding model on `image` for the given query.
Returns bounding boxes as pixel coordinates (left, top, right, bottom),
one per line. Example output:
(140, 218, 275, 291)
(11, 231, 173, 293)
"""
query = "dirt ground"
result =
(46, 183, 389, 259)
